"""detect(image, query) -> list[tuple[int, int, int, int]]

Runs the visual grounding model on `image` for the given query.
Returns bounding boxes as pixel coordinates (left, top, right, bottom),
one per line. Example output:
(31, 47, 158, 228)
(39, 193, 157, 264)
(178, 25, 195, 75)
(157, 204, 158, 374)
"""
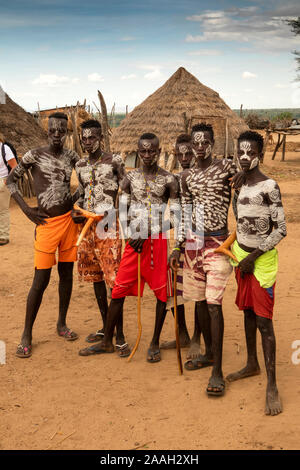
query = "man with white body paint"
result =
(6, 112, 81, 357)
(170, 123, 244, 396)
(226, 130, 286, 416)
(73, 120, 130, 358)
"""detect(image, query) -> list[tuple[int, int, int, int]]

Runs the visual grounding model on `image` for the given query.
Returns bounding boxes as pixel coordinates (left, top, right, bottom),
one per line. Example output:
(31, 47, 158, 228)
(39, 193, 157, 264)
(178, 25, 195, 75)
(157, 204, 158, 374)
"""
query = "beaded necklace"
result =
(87, 154, 102, 211)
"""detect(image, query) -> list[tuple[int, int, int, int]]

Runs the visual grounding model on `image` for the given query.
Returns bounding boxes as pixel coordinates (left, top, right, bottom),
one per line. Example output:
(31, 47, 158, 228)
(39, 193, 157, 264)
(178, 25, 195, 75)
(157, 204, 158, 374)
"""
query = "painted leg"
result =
(206, 304, 225, 396)
(56, 262, 78, 340)
(147, 299, 167, 363)
(256, 316, 282, 416)
(16, 268, 51, 357)
(79, 297, 125, 356)
(85, 281, 108, 342)
(160, 304, 191, 350)
(226, 309, 260, 382)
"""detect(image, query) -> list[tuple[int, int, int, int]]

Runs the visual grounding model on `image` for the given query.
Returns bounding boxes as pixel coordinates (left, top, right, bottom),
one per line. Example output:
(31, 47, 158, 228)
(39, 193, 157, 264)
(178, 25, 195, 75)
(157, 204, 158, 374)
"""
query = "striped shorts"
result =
(183, 234, 232, 305)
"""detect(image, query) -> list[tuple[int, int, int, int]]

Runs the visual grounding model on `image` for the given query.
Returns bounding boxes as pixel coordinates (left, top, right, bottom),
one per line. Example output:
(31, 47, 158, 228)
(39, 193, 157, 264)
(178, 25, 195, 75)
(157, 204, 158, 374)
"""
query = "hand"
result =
(169, 249, 180, 272)
(24, 207, 48, 226)
(238, 254, 255, 278)
(71, 209, 86, 224)
(129, 237, 145, 253)
(230, 171, 245, 190)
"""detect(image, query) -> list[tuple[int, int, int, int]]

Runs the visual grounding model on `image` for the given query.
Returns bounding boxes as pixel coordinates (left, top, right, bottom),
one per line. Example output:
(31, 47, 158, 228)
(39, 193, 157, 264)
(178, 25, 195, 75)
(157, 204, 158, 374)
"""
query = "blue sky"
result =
(0, 0, 300, 112)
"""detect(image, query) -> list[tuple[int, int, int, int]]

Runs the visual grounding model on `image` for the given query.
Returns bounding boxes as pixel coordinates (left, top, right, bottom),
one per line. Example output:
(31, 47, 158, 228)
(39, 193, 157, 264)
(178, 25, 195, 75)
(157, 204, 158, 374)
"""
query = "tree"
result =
(286, 17, 300, 81)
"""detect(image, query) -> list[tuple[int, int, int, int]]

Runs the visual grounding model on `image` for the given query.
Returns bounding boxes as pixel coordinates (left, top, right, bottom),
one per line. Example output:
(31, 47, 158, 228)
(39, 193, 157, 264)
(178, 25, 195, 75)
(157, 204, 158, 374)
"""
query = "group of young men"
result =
(5, 111, 287, 416)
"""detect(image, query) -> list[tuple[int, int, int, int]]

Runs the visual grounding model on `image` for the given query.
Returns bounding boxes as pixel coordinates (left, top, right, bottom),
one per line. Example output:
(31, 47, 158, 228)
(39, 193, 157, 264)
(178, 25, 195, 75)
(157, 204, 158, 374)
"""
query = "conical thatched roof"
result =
(0, 93, 47, 155)
(111, 67, 248, 157)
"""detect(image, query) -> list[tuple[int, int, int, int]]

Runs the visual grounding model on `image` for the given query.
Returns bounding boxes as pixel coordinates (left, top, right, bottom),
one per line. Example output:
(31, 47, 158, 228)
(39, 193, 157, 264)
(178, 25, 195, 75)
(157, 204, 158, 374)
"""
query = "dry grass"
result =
(111, 67, 248, 157)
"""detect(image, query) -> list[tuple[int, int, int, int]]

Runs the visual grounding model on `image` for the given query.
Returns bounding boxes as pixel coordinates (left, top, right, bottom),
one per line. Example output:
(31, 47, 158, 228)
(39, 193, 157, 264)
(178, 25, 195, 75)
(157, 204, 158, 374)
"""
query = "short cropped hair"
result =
(80, 119, 102, 131)
(176, 134, 192, 145)
(191, 123, 214, 141)
(139, 132, 158, 141)
(238, 130, 264, 153)
(48, 112, 68, 121)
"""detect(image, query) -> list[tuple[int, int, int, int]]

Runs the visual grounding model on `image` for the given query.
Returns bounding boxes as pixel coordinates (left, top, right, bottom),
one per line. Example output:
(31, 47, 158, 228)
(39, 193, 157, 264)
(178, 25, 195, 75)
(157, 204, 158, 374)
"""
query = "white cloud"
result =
(185, 5, 299, 52)
(188, 49, 221, 56)
(138, 65, 164, 81)
(121, 36, 136, 41)
(88, 73, 104, 82)
(32, 74, 77, 87)
(242, 71, 257, 79)
(121, 74, 137, 80)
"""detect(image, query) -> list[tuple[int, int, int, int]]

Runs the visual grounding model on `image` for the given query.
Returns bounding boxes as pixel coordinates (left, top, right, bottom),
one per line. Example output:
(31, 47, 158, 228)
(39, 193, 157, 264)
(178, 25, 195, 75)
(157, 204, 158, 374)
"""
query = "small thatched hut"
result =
(0, 93, 47, 155)
(111, 67, 248, 169)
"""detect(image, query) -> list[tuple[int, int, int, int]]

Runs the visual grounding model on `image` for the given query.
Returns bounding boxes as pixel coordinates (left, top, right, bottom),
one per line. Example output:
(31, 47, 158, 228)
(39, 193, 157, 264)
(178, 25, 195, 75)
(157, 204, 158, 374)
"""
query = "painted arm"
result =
(6, 150, 47, 225)
(238, 182, 287, 277)
(170, 172, 192, 271)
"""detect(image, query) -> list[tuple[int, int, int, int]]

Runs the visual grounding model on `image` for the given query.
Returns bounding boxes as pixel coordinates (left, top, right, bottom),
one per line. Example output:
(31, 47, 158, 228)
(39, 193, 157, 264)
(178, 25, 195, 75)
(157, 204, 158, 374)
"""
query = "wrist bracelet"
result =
(173, 247, 181, 252)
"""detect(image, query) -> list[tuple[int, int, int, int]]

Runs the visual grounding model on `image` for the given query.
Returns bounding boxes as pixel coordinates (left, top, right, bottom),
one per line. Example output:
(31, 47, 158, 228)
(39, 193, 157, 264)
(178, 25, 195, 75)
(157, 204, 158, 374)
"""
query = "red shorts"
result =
(235, 268, 275, 320)
(112, 234, 170, 302)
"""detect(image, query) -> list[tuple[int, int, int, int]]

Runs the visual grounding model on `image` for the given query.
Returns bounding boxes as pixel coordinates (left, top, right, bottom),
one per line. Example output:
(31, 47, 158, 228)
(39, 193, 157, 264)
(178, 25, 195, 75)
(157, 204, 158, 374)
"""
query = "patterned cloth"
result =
(183, 234, 232, 305)
(77, 220, 122, 288)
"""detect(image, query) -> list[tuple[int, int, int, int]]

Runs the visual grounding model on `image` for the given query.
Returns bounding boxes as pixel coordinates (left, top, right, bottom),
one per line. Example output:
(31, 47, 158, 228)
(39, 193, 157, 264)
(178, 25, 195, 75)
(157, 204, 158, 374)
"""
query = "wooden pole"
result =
(173, 270, 183, 375)
(69, 108, 82, 157)
(240, 104, 243, 118)
(271, 133, 283, 160)
(127, 253, 142, 362)
(281, 134, 286, 162)
(98, 90, 111, 152)
(262, 129, 271, 163)
(225, 118, 229, 159)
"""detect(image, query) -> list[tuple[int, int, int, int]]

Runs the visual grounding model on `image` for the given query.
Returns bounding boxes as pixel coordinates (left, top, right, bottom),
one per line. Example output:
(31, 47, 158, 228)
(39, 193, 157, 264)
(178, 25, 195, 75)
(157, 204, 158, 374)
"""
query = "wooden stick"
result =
(127, 253, 142, 362)
(214, 231, 238, 262)
(173, 270, 183, 375)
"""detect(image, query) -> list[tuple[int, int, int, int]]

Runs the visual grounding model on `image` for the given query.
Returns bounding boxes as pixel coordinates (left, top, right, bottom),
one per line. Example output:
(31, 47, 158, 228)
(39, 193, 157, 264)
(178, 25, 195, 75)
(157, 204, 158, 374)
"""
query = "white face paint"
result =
(178, 144, 188, 157)
(83, 128, 92, 138)
(92, 140, 100, 153)
(141, 141, 151, 150)
(239, 141, 259, 170)
(193, 132, 205, 146)
(239, 141, 252, 161)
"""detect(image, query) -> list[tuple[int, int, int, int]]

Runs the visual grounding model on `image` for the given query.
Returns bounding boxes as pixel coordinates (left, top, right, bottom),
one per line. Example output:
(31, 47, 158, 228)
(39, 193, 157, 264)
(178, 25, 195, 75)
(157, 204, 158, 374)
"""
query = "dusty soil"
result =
(0, 150, 300, 451)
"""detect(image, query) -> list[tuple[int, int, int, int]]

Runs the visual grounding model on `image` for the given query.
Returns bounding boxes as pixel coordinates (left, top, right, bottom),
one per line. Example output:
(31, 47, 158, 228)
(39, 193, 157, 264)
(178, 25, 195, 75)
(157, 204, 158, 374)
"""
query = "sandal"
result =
(147, 348, 161, 363)
(85, 329, 104, 343)
(206, 376, 225, 397)
(116, 343, 131, 358)
(16, 344, 32, 358)
(78, 343, 114, 356)
(57, 327, 79, 341)
(184, 355, 214, 371)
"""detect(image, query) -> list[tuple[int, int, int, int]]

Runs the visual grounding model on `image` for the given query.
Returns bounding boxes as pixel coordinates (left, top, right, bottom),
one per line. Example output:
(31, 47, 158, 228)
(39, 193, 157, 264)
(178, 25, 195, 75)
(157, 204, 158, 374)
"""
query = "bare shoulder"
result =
(158, 167, 177, 184)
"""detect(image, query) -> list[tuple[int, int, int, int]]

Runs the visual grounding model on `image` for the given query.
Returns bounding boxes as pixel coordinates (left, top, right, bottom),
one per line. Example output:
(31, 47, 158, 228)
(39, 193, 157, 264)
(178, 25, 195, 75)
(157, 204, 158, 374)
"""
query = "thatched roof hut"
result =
(111, 67, 248, 168)
(0, 93, 47, 155)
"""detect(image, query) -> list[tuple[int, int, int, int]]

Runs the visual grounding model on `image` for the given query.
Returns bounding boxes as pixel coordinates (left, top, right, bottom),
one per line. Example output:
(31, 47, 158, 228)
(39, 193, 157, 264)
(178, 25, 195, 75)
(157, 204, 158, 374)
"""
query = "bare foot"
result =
(226, 365, 260, 382)
(265, 385, 282, 416)
(186, 341, 201, 360)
